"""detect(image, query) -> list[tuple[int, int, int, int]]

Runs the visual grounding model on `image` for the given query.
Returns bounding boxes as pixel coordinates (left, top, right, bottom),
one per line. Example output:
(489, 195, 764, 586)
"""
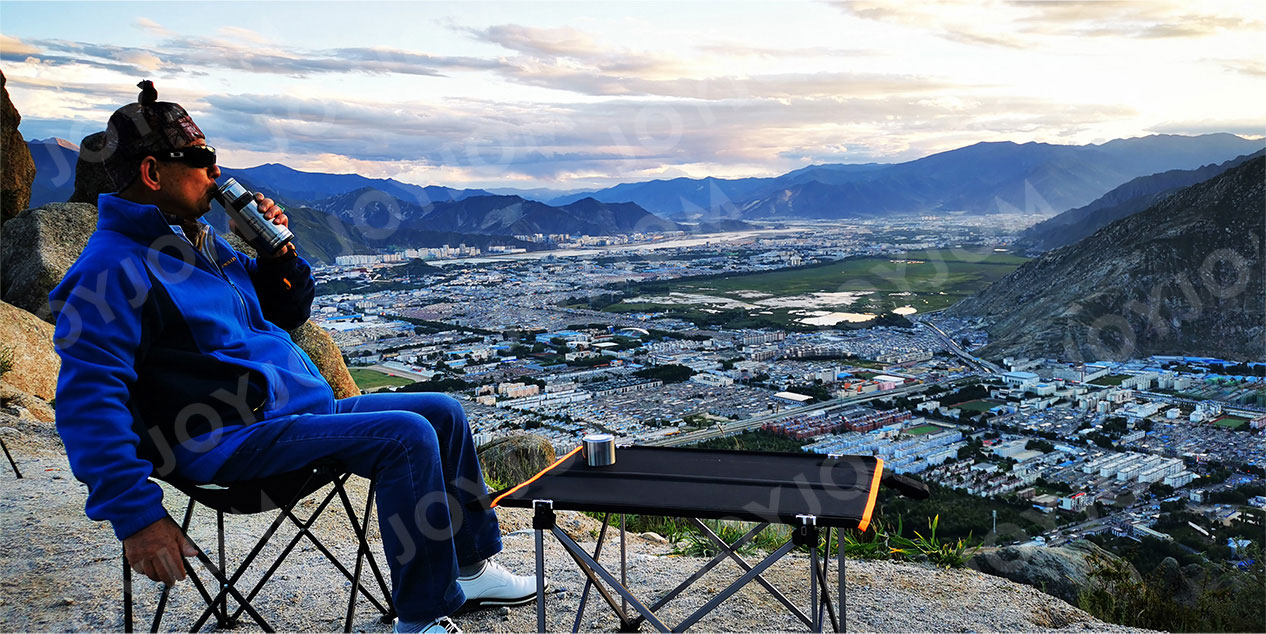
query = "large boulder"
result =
(0, 301, 59, 401)
(289, 321, 360, 399)
(0, 202, 98, 322)
(966, 540, 1141, 606)
(1, 70, 37, 224)
(70, 131, 113, 204)
(477, 433, 556, 488)
(0, 380, 55, 423)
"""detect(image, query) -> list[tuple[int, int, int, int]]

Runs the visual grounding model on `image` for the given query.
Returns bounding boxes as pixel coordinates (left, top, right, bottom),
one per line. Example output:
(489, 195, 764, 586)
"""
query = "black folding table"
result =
(488, 445, 922, 633)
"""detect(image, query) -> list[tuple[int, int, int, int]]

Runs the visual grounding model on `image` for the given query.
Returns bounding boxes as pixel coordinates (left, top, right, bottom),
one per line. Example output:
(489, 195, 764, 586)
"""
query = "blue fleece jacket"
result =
(49, 193, 335, 540)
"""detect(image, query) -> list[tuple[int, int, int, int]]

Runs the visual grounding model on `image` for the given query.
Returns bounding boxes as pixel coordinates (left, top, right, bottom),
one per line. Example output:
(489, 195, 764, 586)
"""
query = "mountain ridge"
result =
(1016, 149, 1265, 252)
(949, 156, 1265, 362)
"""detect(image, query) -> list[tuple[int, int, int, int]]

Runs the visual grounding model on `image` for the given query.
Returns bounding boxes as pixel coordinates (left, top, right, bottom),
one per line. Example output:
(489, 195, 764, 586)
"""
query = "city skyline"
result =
(2, 0, 1264, 190)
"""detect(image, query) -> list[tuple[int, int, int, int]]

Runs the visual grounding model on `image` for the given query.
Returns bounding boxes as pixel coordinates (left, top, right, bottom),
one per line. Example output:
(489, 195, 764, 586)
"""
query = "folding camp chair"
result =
(122, 463, 396, 632)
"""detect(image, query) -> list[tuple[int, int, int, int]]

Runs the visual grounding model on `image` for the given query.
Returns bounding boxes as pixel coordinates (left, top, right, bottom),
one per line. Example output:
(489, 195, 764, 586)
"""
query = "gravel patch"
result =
(1, 425, 1149, 632)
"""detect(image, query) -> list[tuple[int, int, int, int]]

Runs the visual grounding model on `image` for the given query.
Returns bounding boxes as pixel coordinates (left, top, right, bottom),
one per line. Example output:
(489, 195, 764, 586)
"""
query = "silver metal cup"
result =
(214, 177, 294, 255)
(583, 433, 616, 467)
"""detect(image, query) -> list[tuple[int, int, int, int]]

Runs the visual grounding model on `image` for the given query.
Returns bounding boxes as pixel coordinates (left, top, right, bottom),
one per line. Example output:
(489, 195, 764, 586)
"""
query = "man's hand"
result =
(123, 517, 199, 585)
(253, 192, 289, 229)
(228, 192, 294, 258)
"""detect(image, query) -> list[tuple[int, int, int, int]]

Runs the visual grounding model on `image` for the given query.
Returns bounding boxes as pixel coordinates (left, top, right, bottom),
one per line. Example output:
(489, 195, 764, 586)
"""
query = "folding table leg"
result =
(535, 528, 546, 633)
(673, 539, 799, 632)
(560, 532, 633, 627)
(815, 530, 838, 633)
(810, 542, 819, 633)
(685, 520, 811, 627)
(620, 514, 628, 624)
(573, 513, 613, 633)
(838, 532, 846, 634)
(551, 528, 669, 633)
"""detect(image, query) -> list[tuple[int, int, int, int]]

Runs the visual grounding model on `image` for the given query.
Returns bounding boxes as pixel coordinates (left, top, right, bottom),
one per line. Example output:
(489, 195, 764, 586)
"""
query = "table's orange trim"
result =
(491, 445, 583, 508)
(856, 458, 885, 532)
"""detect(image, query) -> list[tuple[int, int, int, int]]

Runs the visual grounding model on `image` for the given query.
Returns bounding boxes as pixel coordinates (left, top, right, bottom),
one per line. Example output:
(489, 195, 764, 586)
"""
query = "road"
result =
(919, 320, 1003, 375)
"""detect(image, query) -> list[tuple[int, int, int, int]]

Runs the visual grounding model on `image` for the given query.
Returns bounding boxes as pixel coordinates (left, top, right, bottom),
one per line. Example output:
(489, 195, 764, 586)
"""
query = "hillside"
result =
(1017, 149, 1265, 252)
(949, 156, 1265, 362)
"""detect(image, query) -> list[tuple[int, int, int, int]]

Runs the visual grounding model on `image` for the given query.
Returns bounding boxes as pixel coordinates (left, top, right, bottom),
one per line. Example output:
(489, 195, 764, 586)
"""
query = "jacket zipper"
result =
(188, 230, 332, 395)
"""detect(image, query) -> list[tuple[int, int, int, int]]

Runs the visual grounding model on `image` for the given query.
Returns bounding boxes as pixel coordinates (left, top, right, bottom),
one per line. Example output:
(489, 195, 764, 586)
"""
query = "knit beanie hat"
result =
(102, 80, 205, 191)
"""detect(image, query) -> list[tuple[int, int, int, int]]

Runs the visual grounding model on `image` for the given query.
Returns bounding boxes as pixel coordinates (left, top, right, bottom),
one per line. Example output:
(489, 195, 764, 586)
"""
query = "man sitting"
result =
(50, 81, 537, 634)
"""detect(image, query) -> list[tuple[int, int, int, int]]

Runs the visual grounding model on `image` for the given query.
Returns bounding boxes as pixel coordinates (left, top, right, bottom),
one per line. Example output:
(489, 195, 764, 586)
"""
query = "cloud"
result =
(183, 87, 1142, 186)
(1213, 58, 1266, 77)
(0, 34, 507, 80)
(133, 17, 173, 38)
(0, 34, 42, 56)
(835, 0, 1264, 47)
(477, 24, 605, 59)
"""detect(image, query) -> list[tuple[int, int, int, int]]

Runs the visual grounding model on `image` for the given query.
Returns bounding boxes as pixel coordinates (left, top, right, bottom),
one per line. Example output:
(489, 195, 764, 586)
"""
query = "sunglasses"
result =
(153, 145, 217, 168)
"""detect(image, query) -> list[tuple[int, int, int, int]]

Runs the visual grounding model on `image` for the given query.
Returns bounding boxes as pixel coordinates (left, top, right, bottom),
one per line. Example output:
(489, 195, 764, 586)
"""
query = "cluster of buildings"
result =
(802, 425, 965, 475)
(333, 244, 487, 265)
(1081, 452, 1195, 488)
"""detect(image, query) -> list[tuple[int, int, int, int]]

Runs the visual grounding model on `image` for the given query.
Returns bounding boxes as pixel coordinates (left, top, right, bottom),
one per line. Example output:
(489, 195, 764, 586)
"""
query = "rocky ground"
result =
(0, 413, 1151, 633)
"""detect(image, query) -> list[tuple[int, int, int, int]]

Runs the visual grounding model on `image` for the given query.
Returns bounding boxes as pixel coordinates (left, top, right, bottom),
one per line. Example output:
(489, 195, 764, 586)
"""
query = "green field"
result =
(1091, 374, 1131, 386)
(952, 399, 1003, 412)
(1212, 415, 1250, 431)
(349, 368, 416, 391)
(905, 424, 942, 435)
(603, 248, 1027, 327)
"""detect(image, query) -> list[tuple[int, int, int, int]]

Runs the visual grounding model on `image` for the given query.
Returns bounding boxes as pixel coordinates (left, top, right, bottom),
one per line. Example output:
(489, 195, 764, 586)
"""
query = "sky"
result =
(2, 0, 1263, 190)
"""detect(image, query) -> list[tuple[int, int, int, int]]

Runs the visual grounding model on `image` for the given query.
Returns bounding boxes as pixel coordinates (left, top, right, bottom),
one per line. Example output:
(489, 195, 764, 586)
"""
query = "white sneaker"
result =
(393, 616, 462, 633)
(458, 559, 544, 608)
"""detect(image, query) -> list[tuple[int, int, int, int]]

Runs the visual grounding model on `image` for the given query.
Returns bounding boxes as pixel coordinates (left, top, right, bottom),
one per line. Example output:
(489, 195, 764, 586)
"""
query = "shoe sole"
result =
(457, 583, 549, 612)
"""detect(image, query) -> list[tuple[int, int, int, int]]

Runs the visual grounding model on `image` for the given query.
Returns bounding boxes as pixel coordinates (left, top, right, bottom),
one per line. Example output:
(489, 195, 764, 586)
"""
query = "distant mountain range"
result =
(1015, 149, 1265, 252)
(949, 156, 1265, 362)
(219, 163, 490, 208)
(27, 137, 79, 207)
(540, 134, 1263, 220)
(24, 132, 1262, 264)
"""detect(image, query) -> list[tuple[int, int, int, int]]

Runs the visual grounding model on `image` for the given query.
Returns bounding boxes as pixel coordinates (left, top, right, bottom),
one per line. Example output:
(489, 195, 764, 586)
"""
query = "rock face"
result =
(69, 131, 112, 204)
(950, 156, 1266, 361)
(0, 381, 55, 423)
(967, 540, 1141, 606)
(288, 321, 360, 399)
(0, 301, 60, 401)
(477, 433, 556, 488)
(1, 70, 37, 223)
(1, 203, 98, 322)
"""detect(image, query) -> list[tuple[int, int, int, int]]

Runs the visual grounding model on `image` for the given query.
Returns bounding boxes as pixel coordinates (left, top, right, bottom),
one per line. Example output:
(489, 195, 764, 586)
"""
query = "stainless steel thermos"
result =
(214, 178, 294, 254)
(583, 433, 616, 467)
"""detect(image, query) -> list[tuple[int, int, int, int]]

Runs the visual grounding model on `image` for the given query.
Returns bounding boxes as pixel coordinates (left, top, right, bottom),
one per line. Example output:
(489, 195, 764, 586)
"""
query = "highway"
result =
(918, 320, 1003, 375)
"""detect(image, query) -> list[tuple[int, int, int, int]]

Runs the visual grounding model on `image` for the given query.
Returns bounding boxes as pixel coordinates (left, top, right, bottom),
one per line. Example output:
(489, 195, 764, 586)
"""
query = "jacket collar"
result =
(97, 193, 210, 242)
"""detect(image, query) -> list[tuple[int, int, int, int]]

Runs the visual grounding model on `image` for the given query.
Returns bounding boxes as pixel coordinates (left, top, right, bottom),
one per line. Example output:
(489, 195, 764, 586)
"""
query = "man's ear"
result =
(136, 156, 162, 191)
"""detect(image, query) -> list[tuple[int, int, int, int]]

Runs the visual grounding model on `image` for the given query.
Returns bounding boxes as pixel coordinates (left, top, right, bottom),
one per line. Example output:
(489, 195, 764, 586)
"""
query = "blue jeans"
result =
(210, 392, 503, 623)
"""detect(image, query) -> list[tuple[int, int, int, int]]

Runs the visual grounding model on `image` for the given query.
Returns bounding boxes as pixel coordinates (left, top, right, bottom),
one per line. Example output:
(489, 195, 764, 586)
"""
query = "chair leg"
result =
(1, 436, 21, 478)
(217, 510, 236, 629)
(356, 482, 395, 622)
(123, 548, 134, 633)
(340, 479, 372, 632)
